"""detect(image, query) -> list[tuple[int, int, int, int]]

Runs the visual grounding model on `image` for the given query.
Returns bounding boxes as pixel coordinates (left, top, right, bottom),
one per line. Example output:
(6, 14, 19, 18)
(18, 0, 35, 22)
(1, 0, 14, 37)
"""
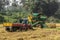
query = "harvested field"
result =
(46, 23, 60, 28)
(0, 24, 60, 40)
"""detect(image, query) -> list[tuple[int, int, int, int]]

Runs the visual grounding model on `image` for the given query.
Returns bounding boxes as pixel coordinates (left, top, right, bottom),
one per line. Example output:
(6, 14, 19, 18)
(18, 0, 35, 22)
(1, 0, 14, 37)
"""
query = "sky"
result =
(9, 0, 22, 6)
(5, 0, 23, 8)
(10, 0, 21, 3)
(57, 0, 60, 2)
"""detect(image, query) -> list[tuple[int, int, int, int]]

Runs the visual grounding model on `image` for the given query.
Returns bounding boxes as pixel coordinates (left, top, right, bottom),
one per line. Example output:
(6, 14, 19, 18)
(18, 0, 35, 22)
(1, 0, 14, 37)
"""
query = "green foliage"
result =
(0, 0, 60, 23)
(0, 11, 30, 23)
(0, 15, 4, 23)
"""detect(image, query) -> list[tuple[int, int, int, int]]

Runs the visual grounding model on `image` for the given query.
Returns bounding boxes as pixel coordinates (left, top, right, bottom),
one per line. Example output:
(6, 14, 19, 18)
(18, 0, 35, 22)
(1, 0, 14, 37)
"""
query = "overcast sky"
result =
(57, 0, 60, 2)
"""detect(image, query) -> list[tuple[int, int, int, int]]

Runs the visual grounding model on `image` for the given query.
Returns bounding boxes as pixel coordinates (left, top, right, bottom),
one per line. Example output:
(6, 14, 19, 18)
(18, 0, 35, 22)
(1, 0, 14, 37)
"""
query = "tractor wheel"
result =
(29, 26, 33, 30)
(5, 27, 10, 32)
(18, 27, 22, 31)
(11, 27, 17, 32)
(24, 25, 28, 31)
(25, 27, 28, 31)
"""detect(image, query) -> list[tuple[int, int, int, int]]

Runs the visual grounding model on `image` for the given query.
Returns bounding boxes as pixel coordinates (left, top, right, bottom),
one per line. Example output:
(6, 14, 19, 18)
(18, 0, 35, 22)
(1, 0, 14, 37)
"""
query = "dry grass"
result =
(46, 23, 60, 28)
(0, 24, 60, 40)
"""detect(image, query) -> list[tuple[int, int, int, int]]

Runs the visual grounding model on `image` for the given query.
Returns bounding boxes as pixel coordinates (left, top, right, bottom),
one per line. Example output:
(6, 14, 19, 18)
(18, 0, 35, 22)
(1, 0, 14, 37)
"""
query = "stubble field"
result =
(0, 24, 60, 40)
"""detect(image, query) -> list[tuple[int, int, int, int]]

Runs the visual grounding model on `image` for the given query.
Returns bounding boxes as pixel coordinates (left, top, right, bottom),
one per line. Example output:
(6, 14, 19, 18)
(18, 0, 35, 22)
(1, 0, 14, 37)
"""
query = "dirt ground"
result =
(0, 24, 60, 40)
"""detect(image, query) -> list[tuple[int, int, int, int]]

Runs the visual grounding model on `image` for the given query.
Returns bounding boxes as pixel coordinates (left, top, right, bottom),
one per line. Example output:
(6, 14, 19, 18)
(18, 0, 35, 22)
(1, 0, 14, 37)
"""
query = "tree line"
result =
(0, 0, 59, 23)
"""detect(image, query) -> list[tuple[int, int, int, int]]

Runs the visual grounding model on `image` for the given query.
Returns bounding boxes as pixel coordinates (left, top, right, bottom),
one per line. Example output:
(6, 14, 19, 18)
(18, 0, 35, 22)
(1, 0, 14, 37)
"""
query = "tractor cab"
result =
(22, 18, 28, 24)
(30, 13, 47, 28)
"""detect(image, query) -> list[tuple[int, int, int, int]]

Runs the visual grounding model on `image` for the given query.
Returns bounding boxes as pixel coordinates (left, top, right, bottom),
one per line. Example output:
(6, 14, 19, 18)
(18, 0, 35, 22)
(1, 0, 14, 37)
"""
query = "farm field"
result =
(0, 24, 60, 40)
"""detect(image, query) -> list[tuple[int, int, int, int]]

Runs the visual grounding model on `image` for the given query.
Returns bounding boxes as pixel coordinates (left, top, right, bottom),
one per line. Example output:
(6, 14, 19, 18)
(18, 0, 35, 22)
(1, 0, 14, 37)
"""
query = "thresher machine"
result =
(3, 13, 47, 32)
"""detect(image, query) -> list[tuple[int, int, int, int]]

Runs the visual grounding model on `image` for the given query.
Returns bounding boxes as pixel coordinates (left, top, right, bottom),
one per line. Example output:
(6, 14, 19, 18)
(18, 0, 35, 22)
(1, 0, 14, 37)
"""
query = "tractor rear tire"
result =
(5, 27, 10, 32)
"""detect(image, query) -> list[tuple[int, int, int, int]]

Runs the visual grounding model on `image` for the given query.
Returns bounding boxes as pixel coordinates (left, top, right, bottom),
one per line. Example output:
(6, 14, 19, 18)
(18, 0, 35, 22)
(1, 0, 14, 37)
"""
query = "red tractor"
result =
(3, 18, 33, 32)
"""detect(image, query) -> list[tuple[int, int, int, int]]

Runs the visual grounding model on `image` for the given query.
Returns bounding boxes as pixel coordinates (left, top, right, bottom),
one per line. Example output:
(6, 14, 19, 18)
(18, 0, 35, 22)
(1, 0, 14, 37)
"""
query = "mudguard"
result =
(3, 23, 12, 27)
